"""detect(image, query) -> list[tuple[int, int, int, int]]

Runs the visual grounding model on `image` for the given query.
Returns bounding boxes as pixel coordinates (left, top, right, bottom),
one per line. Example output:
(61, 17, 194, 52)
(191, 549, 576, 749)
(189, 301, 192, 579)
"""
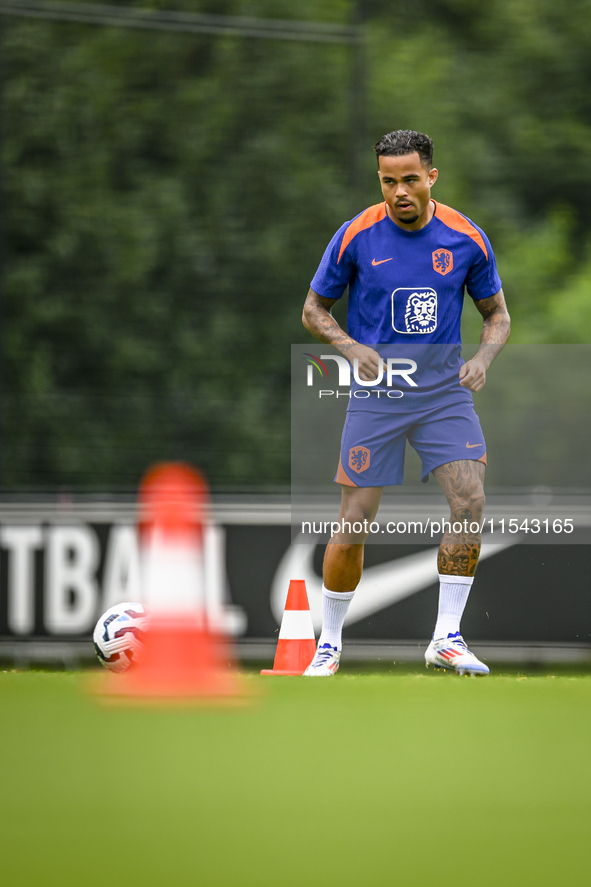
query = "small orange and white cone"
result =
(261, 579, 316, 676)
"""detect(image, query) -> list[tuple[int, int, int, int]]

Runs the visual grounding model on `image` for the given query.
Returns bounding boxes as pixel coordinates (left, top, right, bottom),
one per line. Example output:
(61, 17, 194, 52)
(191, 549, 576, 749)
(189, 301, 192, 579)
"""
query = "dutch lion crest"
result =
(433, 248, 453, 275)
(349, 446, 370, 474)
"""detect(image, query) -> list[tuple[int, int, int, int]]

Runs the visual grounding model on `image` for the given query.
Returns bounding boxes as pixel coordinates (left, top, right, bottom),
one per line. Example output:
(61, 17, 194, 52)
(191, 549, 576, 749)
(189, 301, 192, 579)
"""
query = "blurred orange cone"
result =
(261, 580, 316, 676)
(99, 462, 241, 700)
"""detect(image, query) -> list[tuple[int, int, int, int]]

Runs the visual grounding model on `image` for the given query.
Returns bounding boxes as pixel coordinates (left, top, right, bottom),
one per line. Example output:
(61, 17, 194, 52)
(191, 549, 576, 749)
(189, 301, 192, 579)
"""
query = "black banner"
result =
(0, 499, 589, 663)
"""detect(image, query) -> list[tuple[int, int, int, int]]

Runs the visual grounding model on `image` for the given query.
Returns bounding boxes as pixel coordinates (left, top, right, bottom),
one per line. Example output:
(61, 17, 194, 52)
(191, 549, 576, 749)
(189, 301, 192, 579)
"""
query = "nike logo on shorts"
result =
(372, 257, 393, 266)
(466, 442, 483, 448)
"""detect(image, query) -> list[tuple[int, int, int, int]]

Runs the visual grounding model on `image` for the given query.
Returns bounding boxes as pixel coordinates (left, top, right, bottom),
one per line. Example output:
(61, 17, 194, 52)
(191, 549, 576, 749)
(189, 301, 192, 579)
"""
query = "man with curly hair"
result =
(302, 130, 510, 677)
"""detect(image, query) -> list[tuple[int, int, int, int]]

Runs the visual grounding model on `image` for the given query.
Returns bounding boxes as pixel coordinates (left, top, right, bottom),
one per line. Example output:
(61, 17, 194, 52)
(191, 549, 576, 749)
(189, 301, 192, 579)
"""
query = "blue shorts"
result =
(335, 401, 487, 487)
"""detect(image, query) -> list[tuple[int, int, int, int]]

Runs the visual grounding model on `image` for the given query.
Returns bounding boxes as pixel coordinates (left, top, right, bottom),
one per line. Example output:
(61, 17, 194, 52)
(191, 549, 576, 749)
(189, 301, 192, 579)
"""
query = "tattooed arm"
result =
(459, 289, 511, 392)
(302, 288, 386, 381)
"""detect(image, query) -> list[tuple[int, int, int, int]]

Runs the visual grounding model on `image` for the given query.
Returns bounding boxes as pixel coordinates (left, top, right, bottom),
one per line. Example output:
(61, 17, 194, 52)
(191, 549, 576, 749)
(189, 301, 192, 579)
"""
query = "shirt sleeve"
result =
(465, 227, 502, 301)
(310, 220, 357, 300)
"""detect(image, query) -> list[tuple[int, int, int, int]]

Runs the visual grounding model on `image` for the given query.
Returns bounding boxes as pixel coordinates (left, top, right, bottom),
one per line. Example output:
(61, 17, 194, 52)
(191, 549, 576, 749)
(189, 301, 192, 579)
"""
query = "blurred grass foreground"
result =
(1, 669, 591, 886)
(3, 1, 591, 491)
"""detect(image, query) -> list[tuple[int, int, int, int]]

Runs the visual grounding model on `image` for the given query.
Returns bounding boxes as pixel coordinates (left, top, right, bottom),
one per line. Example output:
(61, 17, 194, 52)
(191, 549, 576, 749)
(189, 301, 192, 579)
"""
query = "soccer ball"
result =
(93, 602, 150, 673)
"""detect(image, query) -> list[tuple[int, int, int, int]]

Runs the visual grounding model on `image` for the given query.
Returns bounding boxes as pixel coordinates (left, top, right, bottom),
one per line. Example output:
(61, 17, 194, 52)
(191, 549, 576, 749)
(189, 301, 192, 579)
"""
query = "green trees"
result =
(3, 5, 353, 488)
(3, 1, 591, 489)
(368, 0, 591, 342)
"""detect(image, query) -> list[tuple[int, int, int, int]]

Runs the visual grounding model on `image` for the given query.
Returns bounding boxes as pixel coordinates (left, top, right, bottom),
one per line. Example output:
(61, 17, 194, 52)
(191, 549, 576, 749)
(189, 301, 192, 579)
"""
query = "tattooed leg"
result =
(427, 460, 490, 665)
(432, 460, 485, 576)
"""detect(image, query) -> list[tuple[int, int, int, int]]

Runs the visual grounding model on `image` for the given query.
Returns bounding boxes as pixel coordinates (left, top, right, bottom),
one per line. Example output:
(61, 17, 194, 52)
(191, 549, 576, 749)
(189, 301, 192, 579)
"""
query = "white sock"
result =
(318, 585, 355, 651)
(433, 574, 474, 639)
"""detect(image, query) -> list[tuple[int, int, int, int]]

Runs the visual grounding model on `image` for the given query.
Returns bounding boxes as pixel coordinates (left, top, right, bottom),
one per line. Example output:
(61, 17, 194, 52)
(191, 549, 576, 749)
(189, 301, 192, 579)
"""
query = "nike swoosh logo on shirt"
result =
(372, 257, 393, 266)
(466, 442, 484, 448)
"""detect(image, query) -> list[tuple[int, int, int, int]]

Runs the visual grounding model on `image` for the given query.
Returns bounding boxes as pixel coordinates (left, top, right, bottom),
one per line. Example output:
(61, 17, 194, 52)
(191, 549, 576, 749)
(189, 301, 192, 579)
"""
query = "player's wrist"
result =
(471, 354, 491, 370)
(336, 339, 361, 356)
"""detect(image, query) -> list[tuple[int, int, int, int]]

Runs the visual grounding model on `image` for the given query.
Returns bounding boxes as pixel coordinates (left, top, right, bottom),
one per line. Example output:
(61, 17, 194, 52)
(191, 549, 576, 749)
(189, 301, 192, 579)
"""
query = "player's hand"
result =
(345, 344, 387, 382)
(459, 357, 488, 391)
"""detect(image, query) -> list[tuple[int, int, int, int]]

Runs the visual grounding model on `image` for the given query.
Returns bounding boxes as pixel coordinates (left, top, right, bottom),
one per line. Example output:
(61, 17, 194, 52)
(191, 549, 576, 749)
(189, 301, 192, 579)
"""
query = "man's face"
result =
(377, 152, 438, 230)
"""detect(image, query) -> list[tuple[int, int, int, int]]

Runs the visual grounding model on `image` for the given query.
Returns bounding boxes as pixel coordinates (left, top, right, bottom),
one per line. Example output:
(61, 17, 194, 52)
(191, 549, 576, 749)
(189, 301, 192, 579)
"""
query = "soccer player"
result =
(302, 130, 510, 676)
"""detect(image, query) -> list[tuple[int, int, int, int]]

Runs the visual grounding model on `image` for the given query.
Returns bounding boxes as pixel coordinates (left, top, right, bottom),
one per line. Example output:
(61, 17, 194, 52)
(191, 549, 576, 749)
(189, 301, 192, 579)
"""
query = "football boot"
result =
(425, 632, 490, 676)
(303, 643, 341, 676)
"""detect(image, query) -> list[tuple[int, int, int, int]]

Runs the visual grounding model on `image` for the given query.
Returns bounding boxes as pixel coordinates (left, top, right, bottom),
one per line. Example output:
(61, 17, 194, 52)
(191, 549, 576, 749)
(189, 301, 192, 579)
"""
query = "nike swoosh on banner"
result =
(271, 535, 517, 630)
(466, 442, 484, 448)
(372, 257, 393, 265)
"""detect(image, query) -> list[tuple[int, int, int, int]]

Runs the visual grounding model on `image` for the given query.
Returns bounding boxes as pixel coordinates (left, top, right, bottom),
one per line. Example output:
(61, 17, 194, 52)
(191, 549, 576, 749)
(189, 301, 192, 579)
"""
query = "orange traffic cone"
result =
(98, 462, 241, 701)
(261, 579, 316, 675)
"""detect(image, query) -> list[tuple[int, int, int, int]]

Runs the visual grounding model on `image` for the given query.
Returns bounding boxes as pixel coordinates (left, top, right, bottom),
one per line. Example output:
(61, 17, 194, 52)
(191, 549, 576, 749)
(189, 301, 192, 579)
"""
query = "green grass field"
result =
(1, 668, 590, 886)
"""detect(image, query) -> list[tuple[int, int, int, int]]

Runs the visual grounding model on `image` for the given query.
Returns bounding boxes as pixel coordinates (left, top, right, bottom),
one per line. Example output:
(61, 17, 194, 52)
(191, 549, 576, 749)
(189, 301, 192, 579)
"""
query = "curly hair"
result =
(374, 130, 434, 167)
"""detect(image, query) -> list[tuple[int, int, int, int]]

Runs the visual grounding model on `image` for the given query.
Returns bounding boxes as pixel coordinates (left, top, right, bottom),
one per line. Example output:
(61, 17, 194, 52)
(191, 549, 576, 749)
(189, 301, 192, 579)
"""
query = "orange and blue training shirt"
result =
(310, 201, 502, 346)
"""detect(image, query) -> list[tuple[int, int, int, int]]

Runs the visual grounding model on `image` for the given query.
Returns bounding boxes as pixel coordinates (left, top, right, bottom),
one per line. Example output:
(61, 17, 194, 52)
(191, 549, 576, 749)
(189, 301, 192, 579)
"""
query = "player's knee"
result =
(468, 488, 486, 518)
(452, 486, 485, 519)
(337, 508, 375, 540)
(340, 488, 382, 523)
(341, 505, 372, 523)
(340, 494, 381, 525)
(333, 522, 371, 543)
(471, 491, 485, 520)
(471, 481, 486, 511)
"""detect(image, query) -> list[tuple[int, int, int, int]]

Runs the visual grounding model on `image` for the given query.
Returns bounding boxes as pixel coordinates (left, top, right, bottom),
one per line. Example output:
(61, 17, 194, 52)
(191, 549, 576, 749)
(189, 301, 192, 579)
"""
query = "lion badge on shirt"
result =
(433, 248, 454, 276)
(392, 287, 438, 334)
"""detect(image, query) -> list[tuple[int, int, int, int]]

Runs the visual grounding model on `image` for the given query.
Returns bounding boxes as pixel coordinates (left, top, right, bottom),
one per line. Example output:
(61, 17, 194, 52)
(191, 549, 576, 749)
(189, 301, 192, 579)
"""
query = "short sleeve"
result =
(310, 221, 356, 301)
(465, 228, 502, 301)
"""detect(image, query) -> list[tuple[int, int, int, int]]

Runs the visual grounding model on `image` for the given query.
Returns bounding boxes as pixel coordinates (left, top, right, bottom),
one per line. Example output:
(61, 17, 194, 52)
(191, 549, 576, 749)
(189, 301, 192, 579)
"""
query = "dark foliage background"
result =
(3, 0, 591, 490)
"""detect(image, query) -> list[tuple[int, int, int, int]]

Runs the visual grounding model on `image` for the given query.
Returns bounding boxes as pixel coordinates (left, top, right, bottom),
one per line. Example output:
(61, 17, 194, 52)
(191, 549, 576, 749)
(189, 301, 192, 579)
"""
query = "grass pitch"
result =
(1, 667, 590, 886)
